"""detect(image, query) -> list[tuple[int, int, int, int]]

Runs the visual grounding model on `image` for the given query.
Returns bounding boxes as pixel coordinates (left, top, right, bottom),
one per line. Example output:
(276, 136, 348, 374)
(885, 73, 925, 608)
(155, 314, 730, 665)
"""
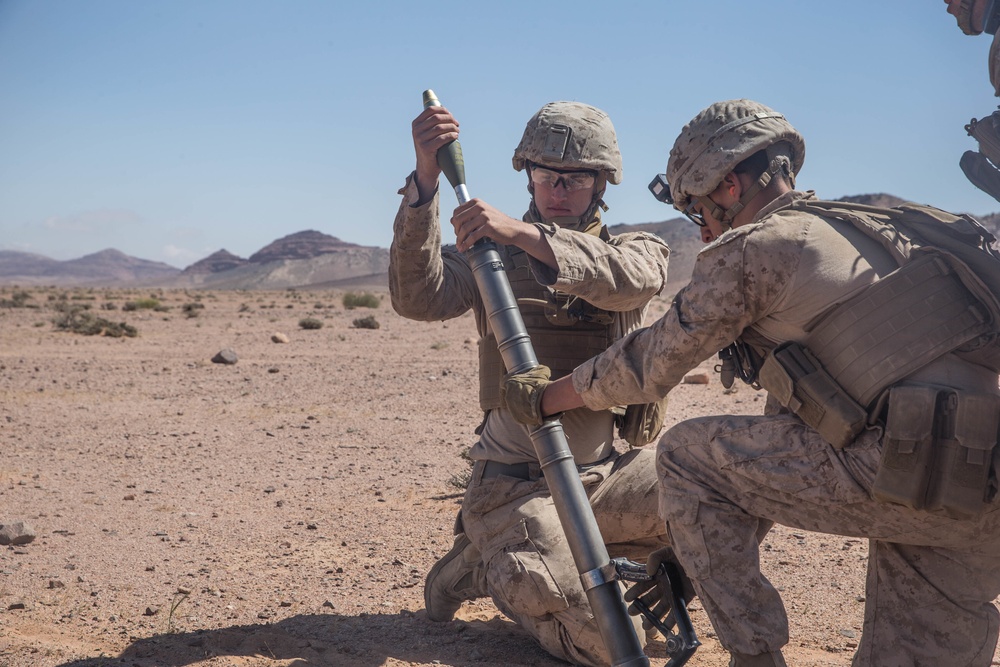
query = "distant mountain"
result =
(168, 230, 387, 290)
(181, 249, 248, 275)
(247, 230, 358, 264)
(2, 197, 996, 290)
(0, 248, 180, 286)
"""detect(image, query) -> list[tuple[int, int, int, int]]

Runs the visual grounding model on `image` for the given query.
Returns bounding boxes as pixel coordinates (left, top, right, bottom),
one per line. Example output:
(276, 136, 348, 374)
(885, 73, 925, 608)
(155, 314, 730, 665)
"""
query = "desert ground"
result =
(0, 286, 997, 667)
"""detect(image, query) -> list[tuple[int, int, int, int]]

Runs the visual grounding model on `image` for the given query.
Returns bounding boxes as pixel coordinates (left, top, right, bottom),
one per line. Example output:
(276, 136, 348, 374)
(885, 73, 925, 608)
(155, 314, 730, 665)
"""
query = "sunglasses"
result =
(529, 165, 597, 192)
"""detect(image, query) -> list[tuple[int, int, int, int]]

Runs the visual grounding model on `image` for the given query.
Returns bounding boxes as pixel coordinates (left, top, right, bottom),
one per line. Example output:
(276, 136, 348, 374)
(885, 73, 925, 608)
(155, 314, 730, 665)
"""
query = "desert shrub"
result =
(342, 291, 380, 310)
(447, 448, 474, 490)
(52, 303, 137, 337)
(430, 341, 449, 350)
(181, 302, 204, 318)
(100, 302, 118, 311)
(352, 315, 380, 330)
(123, 298, 160, 311)
(0, 290, 33, 308)
(299, 317, 324, 330)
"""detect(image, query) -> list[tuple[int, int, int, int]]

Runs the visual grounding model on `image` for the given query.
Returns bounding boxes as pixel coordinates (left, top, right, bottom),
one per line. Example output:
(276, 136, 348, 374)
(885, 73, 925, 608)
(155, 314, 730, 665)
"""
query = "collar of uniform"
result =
(751, 189, 817, 224)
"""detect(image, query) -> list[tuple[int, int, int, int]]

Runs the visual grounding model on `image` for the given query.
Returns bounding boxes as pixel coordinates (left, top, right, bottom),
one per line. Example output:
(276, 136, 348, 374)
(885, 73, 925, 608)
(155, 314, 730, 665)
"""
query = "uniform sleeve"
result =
(526, 226, 670, 312)
(571, 225, 802, 410)
(388, 173, 480, 322)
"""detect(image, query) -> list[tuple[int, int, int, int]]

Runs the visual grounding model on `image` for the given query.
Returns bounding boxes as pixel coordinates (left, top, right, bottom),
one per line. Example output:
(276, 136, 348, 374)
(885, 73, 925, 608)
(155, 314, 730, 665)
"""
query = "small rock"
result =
(682, 372, 710, 385)
(8, 602, 27, 611)
(271, 333, 289, 344)
(322, 600, 335, 609)
(268, 367, 280, 374)
(143, 606, 159, 616)
(0, 520, 36, 546)
(47, 580, 65, 589)
(123, 494, 135, 501)
(211, 348, 238, 365)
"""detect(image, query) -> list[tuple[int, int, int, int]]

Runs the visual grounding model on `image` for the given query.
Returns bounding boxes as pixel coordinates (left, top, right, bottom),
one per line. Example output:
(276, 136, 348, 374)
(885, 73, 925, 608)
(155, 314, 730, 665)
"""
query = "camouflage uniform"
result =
(572, 189, 1000, 666)
(390, 171, 671, 666)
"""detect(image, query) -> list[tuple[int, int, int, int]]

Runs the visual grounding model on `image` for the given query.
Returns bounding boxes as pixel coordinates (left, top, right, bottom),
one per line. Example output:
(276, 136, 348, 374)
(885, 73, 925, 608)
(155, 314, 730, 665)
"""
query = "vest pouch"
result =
(872, 384, 939, 510)
(758, 342, 868, 449)
(616, 397, 669, 448)
(924, 392, 1000, 518)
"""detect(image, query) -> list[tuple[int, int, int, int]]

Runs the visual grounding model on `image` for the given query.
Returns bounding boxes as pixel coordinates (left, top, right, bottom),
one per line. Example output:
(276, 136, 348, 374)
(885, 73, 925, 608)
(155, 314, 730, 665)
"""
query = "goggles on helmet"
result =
(648, 172, 722, 228)
(530, 165, 597, 192)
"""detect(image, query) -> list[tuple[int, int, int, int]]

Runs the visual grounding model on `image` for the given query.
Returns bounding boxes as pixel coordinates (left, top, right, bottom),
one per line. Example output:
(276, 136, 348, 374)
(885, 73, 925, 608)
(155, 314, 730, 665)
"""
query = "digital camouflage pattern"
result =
(665, 99, 805, 211)
(389, 172, 670, 665)
(571, 189, 1000, 665)
(658, 415, 1000, 665)
(512, 102, 624, 184)
(461, 450, 667, 667)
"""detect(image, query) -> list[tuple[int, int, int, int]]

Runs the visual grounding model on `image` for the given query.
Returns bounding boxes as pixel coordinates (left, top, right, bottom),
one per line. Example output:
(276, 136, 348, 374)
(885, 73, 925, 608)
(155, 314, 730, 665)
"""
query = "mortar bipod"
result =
(612, 558, 701, 667)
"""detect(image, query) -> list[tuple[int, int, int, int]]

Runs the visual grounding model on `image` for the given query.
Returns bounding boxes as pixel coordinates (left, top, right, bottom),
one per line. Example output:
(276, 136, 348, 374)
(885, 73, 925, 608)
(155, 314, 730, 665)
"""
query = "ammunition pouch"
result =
(758, 341, 869, 450)
(873, 384, 1000, 519)
(614, 397, 669, 448)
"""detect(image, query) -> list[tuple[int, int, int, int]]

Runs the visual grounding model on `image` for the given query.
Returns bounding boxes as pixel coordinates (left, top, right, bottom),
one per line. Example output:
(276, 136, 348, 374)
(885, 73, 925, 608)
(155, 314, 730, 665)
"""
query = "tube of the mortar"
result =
(421, 89, 648, 667)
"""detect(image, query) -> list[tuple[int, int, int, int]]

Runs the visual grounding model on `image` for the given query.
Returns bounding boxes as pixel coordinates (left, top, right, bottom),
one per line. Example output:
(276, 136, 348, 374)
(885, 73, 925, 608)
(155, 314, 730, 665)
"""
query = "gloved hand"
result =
(500, 365, 552, 426)
(623, 546, 696, 635)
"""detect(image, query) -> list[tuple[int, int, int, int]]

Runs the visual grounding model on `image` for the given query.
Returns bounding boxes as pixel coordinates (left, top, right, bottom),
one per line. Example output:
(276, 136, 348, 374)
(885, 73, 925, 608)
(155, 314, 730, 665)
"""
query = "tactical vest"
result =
(478, 240, 616, 411)
(730, 199, 1000, 413)
(794, 200, 1000, 388)
(744, 200, 1000, 517)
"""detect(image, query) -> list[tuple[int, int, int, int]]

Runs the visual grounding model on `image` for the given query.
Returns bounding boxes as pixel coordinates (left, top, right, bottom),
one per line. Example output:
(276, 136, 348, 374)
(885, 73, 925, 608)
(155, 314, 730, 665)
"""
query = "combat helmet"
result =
(512, 102, 622, 185)
(954, 0, 988, 34)
(665, 99, 804, 224)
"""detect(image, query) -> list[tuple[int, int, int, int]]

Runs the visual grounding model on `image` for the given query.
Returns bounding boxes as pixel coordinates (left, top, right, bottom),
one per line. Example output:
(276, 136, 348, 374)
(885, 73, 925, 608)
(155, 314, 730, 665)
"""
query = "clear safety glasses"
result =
(529, 165, 597, 192)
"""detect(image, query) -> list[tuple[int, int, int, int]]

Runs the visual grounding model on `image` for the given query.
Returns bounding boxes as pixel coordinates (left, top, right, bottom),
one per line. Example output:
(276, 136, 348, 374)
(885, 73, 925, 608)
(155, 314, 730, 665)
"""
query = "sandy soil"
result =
(0, 286, 996, 667)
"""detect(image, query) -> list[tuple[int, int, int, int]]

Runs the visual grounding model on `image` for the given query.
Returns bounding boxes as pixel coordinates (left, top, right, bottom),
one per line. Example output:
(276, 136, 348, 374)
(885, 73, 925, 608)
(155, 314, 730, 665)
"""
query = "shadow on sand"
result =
(54, 610, 568, 667)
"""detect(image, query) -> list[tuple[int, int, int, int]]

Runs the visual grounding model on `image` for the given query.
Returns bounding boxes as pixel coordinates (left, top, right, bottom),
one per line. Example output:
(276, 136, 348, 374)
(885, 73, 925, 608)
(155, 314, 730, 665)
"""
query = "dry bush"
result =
(352, 315, 380, 329)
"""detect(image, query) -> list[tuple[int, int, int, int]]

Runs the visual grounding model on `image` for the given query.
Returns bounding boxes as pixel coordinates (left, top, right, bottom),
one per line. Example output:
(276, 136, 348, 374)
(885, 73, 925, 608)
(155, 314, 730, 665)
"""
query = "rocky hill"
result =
(0, 248, 180, 286)
(247, 230, 359, 263)
(2, 196, 996, 290)
(170, 230, 388, 290)
(181, 249, 248, 275)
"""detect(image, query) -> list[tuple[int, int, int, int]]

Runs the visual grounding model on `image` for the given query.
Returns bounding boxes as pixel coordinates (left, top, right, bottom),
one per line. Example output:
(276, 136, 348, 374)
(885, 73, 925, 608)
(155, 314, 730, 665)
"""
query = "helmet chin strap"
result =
(526, 175, 608, 232)
(700, 156, 790, 230)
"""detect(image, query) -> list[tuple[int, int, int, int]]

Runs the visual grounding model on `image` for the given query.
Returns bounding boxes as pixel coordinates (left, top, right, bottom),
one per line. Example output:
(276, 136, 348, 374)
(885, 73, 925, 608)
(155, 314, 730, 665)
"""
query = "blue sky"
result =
(0, 1, 996, 268)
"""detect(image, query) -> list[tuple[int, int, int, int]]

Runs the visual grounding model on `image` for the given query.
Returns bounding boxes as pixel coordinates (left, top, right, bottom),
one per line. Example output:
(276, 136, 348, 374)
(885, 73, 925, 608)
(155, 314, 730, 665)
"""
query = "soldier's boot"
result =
(424, 532, 487, 622)
(729, 650, 788, 667)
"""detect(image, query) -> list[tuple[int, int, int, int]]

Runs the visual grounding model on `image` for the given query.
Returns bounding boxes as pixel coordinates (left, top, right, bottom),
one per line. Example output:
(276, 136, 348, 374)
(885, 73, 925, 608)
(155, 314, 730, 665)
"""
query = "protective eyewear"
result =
(648, 173, 707, 228)
(529, 165, 596, 192)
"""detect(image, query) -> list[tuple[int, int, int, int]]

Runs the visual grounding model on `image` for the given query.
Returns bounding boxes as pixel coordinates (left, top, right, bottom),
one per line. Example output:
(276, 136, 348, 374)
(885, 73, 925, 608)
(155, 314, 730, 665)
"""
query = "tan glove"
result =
(623, 546, 696, 634)
(500, 365, 552, 426)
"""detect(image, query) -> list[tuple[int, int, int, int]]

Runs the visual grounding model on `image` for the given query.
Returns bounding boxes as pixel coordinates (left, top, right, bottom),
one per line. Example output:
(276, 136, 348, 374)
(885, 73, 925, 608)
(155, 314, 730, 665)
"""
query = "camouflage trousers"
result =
(461, 448, 667, 667)
(657, 413, 1000, 667)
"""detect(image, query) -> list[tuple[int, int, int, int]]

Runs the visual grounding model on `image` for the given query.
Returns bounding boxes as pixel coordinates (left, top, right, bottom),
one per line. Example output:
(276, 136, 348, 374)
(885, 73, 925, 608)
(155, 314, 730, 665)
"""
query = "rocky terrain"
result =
(4, 193, 998, 295)
(1, 285, 997, 667)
